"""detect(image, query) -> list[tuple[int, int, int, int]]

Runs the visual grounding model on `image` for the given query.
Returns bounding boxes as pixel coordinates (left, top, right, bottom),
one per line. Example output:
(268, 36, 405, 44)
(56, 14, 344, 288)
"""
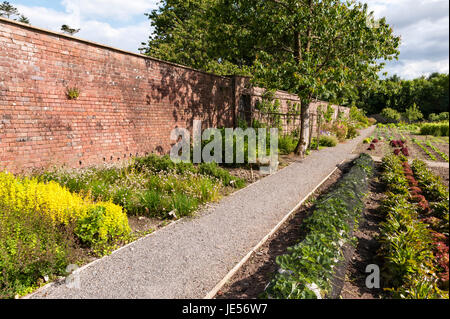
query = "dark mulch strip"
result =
(215, 161, 352, 299)
(340, 163, 386, 299)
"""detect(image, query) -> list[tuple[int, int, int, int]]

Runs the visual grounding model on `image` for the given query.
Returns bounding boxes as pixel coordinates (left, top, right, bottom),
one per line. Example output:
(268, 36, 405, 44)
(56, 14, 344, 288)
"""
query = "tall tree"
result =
(143, 0, 400, 156)
(141, 0, 257, 75)
(0, 1, 30, 24)
(248, 0, 400, 155)
(0, 1, 18, 18)
(61, 24, 80, 36)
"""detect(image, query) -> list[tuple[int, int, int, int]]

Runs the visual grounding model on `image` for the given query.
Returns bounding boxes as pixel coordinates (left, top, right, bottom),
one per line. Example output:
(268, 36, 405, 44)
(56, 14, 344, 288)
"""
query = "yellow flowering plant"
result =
(0, 172, 130, 245)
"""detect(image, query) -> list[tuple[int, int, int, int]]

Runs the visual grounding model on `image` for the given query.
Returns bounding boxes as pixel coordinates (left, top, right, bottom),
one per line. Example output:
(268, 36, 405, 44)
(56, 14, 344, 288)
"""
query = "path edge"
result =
(203, 158, 349, 299)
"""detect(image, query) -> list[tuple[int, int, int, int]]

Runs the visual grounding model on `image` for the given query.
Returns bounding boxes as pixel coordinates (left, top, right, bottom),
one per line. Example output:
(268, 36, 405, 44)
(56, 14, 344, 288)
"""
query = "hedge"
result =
(420, 123, 449, 137)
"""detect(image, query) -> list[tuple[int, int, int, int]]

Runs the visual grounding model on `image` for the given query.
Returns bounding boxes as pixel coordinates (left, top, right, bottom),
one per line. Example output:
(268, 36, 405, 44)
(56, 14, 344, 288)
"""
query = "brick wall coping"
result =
(0, 16, 233, 80)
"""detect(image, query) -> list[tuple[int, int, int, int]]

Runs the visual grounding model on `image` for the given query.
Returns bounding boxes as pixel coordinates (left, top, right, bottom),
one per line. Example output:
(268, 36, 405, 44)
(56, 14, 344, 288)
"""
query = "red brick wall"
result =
(242, 84, 349, 137)
(0, 18, 235, 172)
(0, 18, 349, 172)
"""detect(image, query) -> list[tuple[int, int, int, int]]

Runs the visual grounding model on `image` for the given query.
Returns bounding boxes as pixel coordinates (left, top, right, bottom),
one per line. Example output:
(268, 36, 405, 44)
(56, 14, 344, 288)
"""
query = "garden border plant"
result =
(261, 153, 374, 299)
(378, 154, 448, 298)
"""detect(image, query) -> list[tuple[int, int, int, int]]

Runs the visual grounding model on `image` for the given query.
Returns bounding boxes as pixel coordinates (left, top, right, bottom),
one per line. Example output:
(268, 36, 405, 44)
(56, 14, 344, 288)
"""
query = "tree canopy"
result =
(60, 24, 80, 35)
(142, 0, 401, 154)
(347, 73, 449, 117)
(0, 1, 29, 24)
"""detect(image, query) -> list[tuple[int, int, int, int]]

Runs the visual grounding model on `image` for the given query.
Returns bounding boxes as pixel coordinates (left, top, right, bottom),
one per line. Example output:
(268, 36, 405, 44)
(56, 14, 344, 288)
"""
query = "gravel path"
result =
(28, 126, 375, 299)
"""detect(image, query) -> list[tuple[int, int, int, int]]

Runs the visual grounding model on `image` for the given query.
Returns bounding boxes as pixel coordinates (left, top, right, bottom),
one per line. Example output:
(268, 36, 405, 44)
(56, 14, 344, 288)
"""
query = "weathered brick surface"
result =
(0, 18, 348, 172)
(0, 19, 236, 172)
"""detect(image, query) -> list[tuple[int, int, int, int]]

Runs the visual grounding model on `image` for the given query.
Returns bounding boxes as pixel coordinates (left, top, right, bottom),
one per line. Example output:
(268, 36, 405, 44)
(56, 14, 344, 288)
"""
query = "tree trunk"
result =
(294, 99, 311, 156)
(294, 0, 313, 157)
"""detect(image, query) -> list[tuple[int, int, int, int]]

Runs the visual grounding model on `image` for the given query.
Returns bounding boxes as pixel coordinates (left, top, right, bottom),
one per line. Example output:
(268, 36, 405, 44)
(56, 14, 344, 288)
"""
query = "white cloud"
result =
(362, 0, 449, 79)
(384, 58, 449, 79)
(15, 1, 159, 53)
(13, 1, 450, 78)
(61, 0, 158, 22)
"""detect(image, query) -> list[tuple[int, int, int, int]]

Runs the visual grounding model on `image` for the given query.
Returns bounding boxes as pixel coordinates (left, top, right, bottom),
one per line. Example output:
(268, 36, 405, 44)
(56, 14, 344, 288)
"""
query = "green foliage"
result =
(40, 155, 245, 219)
(262, 154, 374, 299)
(141, 0, 253, 75)
(378, 155, 449, 298)
(142, 0, 399, 154)
(381, 107, 402, 123)
(426, 141, 449, 162)
(0, 206, 73, 298)
(278, 135, 297, 155)
(413, 139, 437, 161)
(349, 73, 449, 117)
(198, 161, 245, 188)
(428, 112, 448, 122)
(419, 123, 449, 137)
(74, 204, 129, 246)
(438, 112, 449, 121)
(318, 135, 338, 147)
(66, 87, 80, 100)
(0, 1, 30, 23)
(349, 106, 371, 128)
(322, 105, 335, 123)
(411, 160, 449, 202)
(254, 91, 283, 128)
(404, 103, 423, 123)
(346, 124, 359, 139)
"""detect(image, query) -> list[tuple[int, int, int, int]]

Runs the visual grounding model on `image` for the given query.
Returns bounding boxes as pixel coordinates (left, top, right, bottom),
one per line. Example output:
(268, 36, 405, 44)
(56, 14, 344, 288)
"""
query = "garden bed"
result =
(1, 155, 249, 298)
(340, 163, 386, 299)
(216, 153, 449, 299)
(215, 161, 352, 299)
(216, 154, 375, 299)
(354, 123, 450, 165)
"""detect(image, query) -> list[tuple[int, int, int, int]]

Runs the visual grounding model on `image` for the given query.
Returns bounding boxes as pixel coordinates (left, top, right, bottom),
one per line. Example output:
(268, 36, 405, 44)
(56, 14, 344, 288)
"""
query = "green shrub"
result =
(429, 113, 440, 122)
(198, 162, 245, 188)
(404, 103, 423, 123)
(319, 135, 338, 147)
(420, 123, 449, 137)
(346, 124, 359, 139)
(438, 112, 449, 121)
(278, 135, 297, 155)
(349, 106, 370, 127)
(381, 107, 402, 123)
(0, 206, 73, 298)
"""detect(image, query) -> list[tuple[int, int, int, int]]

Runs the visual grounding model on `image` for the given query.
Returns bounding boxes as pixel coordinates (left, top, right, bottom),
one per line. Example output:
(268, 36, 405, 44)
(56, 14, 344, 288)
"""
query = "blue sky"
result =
(10, 0, 450, 80)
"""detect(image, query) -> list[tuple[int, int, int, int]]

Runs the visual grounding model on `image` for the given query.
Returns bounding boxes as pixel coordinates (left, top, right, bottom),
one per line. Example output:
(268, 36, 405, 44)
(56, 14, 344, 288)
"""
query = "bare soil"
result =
(354, 127, 449, 163)
(128, 215, 167, 234)
(429, 167, 450, 187)
(340, 164, 386, 299)
(215, 161, 352, 299)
